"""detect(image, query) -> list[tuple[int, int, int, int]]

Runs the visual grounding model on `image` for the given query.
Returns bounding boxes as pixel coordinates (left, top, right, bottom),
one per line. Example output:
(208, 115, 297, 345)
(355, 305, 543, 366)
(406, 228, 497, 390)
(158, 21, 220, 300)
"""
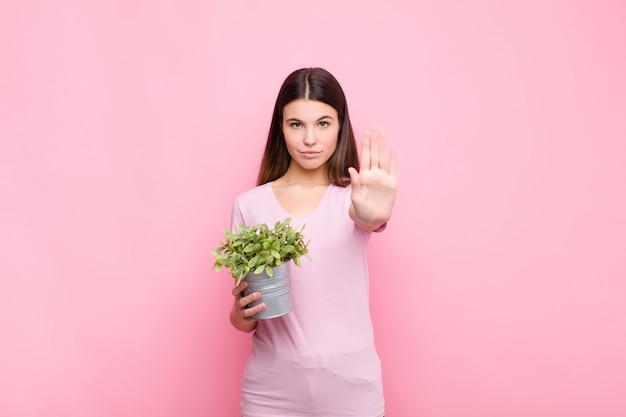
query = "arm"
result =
(348, 128, 398, 231)
(230, 280, 266, 332)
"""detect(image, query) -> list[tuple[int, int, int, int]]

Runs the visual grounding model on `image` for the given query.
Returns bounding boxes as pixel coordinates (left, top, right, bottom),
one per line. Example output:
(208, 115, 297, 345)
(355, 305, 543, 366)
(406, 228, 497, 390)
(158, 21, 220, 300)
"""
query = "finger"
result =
(369, 128, 380, 169)
(388, 146, 398, 177)
(238, 291, 261, 309)
(243, 302, 266, 319)
(378, 130, 389, 170)
(348, 167, 361, 190)
(231, 281, 248, 297)
(360, 130, 371, 170)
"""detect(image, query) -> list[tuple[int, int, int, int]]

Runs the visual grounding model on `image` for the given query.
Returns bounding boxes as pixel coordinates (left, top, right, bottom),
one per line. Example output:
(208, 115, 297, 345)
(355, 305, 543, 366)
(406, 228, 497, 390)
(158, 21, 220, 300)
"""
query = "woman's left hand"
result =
(348, 127, 398, 230)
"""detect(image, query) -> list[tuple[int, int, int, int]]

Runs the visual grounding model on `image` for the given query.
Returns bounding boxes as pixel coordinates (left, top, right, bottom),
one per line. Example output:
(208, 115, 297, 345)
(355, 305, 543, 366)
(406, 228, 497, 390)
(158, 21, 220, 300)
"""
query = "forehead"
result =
(283, 99, 338, 120)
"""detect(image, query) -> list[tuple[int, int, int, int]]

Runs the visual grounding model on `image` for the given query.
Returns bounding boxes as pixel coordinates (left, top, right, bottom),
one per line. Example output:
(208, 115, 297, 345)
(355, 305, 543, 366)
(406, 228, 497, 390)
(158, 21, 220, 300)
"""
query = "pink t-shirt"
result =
(231, 183, 385, 417)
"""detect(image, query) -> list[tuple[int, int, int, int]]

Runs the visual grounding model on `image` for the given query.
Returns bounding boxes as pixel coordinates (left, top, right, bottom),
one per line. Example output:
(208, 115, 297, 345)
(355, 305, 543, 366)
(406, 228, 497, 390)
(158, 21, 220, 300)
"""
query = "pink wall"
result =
(1, 1, 625, 416)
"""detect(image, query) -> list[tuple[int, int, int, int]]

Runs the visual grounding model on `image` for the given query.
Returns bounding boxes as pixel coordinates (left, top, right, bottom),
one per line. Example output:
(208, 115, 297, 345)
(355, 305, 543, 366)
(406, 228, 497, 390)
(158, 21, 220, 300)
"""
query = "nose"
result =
(303, 128, 316, 146)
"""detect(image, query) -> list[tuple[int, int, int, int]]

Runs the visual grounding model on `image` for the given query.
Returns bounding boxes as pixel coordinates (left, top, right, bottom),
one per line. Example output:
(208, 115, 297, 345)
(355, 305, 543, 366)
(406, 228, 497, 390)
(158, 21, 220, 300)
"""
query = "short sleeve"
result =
(230, 199, 245, 231)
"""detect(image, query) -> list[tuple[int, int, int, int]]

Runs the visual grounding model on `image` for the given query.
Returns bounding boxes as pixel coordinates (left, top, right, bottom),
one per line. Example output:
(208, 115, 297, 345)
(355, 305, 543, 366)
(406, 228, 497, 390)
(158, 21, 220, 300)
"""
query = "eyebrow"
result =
(284, 115, 335, 122)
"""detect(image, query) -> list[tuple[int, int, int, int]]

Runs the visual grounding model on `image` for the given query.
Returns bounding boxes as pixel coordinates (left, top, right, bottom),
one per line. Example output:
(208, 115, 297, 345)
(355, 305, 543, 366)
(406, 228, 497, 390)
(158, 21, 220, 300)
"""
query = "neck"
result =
(279, 162, 330, 186)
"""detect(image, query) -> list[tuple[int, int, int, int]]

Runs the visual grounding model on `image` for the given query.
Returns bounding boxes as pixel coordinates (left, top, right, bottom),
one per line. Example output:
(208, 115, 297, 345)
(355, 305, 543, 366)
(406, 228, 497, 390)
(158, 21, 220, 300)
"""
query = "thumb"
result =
(348, 167, 361, 190)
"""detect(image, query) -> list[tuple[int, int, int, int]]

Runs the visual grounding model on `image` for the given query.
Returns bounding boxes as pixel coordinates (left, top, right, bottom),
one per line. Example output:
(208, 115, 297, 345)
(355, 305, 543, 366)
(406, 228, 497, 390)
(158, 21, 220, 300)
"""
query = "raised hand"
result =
(348, 128, 398, 230)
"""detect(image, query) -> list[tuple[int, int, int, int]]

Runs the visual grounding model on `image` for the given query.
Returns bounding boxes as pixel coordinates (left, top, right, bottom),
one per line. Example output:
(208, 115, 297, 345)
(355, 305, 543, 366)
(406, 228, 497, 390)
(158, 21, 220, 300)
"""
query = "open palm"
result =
(348, 128, 398, 228)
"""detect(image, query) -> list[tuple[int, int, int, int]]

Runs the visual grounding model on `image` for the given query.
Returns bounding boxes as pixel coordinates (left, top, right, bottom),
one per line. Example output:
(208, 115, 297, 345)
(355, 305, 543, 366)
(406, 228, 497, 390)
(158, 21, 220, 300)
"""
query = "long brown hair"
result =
(256, 68, 359, 187)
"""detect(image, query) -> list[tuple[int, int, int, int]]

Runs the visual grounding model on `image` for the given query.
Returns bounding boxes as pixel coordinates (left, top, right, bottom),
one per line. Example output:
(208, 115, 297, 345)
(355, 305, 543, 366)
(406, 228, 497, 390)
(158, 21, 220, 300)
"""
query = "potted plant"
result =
(212, 218, 310, 319)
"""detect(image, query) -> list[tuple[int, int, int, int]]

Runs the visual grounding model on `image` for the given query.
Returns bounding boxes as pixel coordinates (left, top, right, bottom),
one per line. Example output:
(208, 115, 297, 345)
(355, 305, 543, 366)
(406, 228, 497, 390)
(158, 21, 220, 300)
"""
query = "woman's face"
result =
(281, 99, 340, 172)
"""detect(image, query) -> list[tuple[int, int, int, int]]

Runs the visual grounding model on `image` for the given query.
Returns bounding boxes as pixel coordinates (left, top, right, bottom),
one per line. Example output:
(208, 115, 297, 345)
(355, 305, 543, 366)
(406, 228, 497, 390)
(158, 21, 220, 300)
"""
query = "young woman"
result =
(228, 67, 397, 417)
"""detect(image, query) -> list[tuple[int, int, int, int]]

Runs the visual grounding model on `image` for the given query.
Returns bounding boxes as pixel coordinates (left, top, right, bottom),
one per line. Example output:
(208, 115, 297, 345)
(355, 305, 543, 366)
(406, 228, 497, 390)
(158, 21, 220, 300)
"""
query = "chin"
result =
(294, 160, 323, 171)
(295, 165, 324, 174)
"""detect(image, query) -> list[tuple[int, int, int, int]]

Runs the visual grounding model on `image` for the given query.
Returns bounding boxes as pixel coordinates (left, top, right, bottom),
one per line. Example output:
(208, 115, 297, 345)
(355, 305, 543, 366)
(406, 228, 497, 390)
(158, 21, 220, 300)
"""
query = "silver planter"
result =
(243, 263, 292, 320)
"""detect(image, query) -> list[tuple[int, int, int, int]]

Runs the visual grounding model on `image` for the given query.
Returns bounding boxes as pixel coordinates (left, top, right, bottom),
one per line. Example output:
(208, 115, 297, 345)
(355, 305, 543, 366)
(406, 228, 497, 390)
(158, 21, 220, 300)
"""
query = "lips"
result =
(300, 151, 321, 158)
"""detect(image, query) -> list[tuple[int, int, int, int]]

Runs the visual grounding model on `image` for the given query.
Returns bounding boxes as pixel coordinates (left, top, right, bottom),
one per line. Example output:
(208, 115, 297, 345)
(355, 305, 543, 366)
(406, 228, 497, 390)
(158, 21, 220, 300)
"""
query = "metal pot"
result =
(243, 262, 292, 319)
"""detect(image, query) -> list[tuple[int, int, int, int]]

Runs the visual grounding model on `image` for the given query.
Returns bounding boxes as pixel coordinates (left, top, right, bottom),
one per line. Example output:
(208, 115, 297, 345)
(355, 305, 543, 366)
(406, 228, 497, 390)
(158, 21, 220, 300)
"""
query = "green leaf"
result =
(280, 245, 294, 256)
(235, 271, 244, 286)
(248, 256, 259, 268)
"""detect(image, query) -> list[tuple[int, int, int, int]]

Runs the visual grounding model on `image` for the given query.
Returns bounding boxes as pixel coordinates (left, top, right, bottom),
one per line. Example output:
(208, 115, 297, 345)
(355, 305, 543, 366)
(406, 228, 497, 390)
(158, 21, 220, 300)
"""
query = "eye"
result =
(289, 122, 302, 128)
(319, 120, 330, 127)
